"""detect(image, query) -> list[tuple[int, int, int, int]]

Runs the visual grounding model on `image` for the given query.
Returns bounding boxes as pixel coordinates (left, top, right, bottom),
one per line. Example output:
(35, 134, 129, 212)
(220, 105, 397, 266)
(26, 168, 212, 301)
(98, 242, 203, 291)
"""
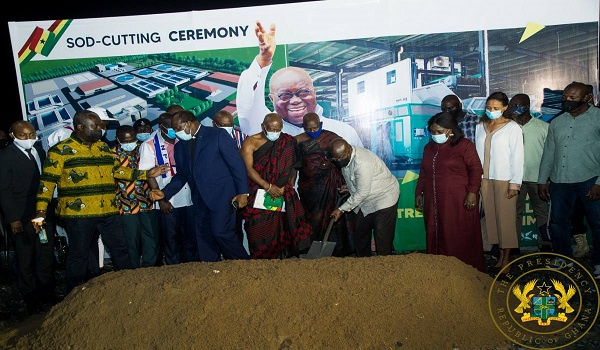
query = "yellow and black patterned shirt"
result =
(36, 135, 148, 219)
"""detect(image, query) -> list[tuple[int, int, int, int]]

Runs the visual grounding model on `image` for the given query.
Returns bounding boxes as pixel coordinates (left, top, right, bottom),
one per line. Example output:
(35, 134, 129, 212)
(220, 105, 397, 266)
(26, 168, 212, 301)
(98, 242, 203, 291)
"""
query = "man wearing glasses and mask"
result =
(236, 21, 363, 147)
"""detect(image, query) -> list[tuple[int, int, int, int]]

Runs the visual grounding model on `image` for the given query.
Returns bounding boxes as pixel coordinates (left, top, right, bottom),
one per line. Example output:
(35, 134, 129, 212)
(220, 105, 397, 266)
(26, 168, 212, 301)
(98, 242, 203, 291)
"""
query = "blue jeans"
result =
(549, 177, 600, 265)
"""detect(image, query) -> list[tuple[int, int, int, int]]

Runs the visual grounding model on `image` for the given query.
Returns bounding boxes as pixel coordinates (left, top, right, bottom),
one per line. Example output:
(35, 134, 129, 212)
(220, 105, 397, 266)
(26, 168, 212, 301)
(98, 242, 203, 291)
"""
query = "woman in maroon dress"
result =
(415, 112, 485, 271)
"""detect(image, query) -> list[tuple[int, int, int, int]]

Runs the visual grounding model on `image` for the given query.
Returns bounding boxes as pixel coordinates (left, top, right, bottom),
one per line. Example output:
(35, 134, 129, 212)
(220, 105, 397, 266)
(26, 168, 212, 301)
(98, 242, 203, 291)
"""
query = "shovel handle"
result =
(321, 218, 336, 245)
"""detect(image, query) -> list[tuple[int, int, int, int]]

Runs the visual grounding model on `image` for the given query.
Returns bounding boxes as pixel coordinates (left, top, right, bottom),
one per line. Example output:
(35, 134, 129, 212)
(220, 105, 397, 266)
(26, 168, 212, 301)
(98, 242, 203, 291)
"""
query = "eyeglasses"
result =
(275, 89, 312, 102)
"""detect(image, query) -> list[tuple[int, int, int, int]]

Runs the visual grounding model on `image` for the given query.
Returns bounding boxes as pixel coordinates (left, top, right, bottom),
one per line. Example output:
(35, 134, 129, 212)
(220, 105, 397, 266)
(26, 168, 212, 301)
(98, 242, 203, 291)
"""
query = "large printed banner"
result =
(8, 0, 599, 251)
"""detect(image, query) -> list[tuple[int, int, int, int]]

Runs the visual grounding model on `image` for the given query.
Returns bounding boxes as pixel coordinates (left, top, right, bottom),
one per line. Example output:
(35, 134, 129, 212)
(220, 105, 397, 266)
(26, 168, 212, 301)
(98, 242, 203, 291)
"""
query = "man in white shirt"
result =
(236, 21, 363, 147)
(139, 112, 195, 264)
(329, 138, 400, 257)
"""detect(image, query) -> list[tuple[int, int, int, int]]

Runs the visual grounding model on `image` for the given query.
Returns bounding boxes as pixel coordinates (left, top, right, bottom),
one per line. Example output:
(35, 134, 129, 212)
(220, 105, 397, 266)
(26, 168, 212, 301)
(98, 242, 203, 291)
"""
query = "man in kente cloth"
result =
(241, 113, 312, 258)
(295, 113, 355, 256)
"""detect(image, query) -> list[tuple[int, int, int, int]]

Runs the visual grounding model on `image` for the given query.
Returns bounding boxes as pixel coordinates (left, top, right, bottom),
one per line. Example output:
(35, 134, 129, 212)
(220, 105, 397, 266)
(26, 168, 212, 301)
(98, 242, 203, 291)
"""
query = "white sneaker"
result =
(594, 265, 600, 280)
(546, 258, 574, 270)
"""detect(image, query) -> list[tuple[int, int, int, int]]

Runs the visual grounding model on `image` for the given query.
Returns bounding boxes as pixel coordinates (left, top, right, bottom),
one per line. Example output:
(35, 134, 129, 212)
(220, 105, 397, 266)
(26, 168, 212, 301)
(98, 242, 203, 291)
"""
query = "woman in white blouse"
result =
(475, 92, 524, 273)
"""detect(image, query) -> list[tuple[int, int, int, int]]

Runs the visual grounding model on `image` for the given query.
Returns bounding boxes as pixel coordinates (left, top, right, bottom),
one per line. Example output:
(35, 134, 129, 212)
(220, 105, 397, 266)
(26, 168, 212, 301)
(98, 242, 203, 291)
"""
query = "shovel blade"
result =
(305, 241, 336, 259)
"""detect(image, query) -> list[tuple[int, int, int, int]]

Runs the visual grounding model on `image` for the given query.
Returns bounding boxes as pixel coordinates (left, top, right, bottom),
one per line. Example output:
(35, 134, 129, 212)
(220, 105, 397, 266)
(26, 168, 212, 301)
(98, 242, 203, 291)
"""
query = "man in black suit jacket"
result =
(0, 121, 56, 313)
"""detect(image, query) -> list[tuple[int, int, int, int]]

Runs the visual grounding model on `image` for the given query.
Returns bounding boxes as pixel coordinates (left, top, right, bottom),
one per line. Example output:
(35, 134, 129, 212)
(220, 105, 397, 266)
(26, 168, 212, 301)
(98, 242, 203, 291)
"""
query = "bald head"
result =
(166, 104, 184, 114)
(509, 94, 530, 107)
(330, 138, 350, 158)
(269, 67, 313, 92)
(268, 67, 317, 126)
(441, 94, 462, 114)
(262, 113, 283, 131)
(10, 120, 34, 134)
(214, 111, 234, 127)
(303, 112, 320, 125)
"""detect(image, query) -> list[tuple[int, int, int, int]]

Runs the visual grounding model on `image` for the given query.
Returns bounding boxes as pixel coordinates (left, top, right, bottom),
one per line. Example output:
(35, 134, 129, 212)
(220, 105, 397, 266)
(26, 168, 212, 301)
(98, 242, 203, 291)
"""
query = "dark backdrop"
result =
(0, 0, 316, 133)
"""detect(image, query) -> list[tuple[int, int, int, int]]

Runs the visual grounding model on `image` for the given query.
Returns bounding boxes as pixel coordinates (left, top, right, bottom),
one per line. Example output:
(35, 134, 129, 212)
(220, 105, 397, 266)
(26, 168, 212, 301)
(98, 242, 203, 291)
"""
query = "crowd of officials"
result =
(1, 22, 598, 314)
(2, 80, 599, 315)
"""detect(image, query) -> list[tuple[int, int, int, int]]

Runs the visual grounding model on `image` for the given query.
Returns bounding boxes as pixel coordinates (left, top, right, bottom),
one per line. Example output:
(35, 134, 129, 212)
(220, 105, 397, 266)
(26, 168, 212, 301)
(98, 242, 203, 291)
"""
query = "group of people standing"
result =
(2, 19, 598, 316)
(415, 82, 599, 280)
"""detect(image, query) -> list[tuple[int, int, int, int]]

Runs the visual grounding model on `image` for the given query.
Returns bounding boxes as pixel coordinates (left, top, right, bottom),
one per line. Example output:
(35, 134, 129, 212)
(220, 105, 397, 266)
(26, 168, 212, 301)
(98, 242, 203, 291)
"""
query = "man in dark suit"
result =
(155, 111, 250, 261)
(0, 121, 56, 313)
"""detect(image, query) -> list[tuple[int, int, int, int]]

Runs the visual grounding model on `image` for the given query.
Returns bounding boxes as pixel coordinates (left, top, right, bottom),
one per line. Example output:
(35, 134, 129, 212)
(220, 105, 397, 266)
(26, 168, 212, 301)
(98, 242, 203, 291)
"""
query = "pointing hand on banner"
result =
(255, 21, 276, 68)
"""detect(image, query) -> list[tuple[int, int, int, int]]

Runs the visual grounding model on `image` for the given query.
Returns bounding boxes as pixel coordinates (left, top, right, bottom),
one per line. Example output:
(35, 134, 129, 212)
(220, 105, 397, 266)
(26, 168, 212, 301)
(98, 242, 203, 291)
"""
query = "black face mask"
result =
(562, 100, 586, 113)
(333, 157, 350, 168)
(0, 139, 8, 149)
(85, 130, 103, 143)
(441, 108, 461, 118)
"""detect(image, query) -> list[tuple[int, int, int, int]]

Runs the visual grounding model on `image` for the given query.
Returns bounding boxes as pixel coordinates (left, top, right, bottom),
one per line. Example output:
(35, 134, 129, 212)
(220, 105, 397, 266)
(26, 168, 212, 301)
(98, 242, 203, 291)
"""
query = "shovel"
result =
(304, 190, 349, 259)
(305, 216, 337, 259)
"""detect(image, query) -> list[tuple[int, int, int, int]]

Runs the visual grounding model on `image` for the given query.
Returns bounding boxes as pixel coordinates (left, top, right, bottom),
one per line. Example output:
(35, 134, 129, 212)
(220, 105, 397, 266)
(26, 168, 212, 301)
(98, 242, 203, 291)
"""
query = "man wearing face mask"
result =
(441, 94, 480, 143)
(133, 118, 153, 143)
(112, 125, 159, 268)
(139, 112, 194, 265)
(46, 107, 114, 150)
(153, 111, 250, 262)
(213, 110, 247, 151)
(0, 121, 57, 313)
(240, 113, 312, 258)
(213, 110, 248, 247)
(294, 113, 354, 257)
(329, 138, 399, 257)
(509, 94, 552, 253)
(34, 109, 169, 292)
(538, 82, 600, 279)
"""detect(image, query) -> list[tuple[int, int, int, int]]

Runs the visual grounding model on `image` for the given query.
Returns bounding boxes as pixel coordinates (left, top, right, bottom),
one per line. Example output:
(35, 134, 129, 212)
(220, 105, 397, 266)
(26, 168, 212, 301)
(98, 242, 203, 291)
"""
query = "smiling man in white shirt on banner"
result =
(236, 21, 363, 147)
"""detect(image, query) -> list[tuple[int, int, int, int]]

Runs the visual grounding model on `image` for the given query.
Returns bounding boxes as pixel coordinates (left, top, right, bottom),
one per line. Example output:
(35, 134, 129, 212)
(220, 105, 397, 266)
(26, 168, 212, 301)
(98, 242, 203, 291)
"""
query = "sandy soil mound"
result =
(3, 253, 510, 350)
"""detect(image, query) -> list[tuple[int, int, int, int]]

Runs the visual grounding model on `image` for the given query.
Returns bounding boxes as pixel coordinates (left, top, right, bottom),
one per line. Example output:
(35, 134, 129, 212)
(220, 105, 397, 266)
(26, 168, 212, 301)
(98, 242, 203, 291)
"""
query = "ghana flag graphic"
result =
(18, 19, 72, 67)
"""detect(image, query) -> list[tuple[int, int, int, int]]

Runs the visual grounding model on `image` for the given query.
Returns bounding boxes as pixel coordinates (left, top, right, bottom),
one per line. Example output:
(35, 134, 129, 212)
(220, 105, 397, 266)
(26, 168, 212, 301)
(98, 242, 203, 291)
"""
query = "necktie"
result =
(25, 148, 39, 173)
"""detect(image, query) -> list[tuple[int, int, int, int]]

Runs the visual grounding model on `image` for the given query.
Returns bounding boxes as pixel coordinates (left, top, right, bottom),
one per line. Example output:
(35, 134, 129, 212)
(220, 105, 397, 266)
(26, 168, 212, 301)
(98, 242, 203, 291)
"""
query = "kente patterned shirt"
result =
(36, 135, 148, 219)
(112, 144, 153, 215)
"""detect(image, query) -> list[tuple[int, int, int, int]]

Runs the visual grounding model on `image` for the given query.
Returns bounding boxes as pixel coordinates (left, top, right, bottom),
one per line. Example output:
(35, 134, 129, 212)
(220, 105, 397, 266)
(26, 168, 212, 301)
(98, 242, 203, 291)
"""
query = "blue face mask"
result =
(119, 141, 138, 152)
(485, 110, 503, 120)
(162, 126, 176, 139)
(305, 122, 323, 139)
(136, 133, 151, 142)
(510, 106, 529, 116)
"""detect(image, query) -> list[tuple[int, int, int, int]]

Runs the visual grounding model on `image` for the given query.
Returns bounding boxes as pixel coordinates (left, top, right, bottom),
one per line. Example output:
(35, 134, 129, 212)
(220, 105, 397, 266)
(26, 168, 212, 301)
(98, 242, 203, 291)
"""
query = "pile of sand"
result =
(2, 253, 510, 349)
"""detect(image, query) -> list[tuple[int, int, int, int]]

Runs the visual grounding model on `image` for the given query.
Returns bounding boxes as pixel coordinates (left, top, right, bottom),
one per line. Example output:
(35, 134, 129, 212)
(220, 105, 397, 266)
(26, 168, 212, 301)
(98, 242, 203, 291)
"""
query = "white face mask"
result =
(175, 123, 192, 141)
(13, 138, 36, 150)
(119, 141, 138, 152)
(219, 126, 234, 135)
(431, 133, 448, 144)
(266, 131, 281, 142)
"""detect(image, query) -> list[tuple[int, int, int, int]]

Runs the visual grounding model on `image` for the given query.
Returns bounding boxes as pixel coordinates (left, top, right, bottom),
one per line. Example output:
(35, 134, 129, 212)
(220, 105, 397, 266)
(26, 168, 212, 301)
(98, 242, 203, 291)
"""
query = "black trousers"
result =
(63, 215, 132, 292)
(13, 215, 55, 305)
(353, 202, 398, 257)
(158, 206, 197, 264)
